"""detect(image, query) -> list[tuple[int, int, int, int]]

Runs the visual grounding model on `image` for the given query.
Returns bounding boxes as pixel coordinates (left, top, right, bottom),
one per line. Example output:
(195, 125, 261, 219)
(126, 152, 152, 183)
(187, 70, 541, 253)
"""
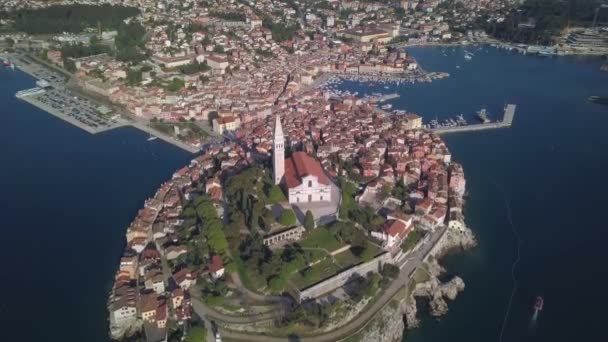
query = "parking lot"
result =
(13, 53, 118, 130)
(32, 88, 115, 130)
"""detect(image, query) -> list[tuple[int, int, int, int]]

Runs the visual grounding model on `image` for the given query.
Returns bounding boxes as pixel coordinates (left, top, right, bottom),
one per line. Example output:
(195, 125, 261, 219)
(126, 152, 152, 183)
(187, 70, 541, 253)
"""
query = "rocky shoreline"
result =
(358, 226, 477, 342)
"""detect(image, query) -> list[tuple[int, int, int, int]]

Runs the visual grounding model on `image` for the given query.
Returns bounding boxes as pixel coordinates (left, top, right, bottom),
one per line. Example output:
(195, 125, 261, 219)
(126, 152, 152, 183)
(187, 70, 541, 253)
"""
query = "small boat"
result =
(147, 136, 158, 141)
(534, 296, 544, 312)
(588, 95, 608, 105)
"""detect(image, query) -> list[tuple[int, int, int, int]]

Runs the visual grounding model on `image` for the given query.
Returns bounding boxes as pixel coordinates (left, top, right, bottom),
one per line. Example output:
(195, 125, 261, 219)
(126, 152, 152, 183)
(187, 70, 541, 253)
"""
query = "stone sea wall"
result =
(355, 226, 477, 342)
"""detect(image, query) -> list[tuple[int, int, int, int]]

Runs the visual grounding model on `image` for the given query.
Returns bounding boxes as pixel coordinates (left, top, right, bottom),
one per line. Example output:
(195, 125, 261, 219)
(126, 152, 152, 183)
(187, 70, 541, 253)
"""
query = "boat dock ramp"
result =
(431, 104, 516, 134)
(376, 93, 400, 102)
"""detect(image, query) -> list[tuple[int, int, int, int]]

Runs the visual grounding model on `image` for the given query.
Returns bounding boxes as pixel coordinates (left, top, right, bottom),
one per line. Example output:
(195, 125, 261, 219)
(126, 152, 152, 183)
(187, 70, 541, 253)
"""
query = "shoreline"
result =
(8, 54, 201, 154)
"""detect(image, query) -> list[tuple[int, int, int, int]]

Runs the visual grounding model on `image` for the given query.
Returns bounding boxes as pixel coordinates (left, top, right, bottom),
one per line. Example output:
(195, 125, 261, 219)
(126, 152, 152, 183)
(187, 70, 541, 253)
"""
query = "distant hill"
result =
(0, 4, 140, 34)
(490, 0, 606, 44)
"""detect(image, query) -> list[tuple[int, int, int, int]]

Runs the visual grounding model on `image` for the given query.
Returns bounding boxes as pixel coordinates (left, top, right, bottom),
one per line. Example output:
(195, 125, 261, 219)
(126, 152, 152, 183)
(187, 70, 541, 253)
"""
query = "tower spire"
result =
(273, 115, 285, 185)
(274, 114, 284, 138)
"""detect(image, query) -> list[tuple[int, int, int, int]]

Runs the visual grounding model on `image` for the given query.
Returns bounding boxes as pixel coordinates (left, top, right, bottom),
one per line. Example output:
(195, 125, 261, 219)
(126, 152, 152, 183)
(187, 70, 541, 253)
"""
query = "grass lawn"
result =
(333, 241, 383, 268)
(289, 258, 340, 290)
(236, 257, 267, 291)
(299, 227, 342, 252)
(333, 248, 361, 268)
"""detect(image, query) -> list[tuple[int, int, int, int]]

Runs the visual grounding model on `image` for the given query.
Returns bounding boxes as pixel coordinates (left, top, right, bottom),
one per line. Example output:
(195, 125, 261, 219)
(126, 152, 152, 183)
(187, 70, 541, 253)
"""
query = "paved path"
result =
(195, 226, 448, 341)
(191, 296, 284, 324)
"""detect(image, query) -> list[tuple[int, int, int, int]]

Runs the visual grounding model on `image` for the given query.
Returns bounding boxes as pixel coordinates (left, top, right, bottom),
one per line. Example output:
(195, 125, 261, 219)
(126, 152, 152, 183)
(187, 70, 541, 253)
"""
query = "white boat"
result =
(147, 136, 158, 141)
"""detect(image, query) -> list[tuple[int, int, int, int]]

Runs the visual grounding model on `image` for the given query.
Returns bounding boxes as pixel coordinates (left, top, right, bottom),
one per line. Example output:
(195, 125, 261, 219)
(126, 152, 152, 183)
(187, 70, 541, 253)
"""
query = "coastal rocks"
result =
(403, 297, 420, 329)
(432, 226, 477, 258)
(110, 320, 143, 341)
(429, 292, 449, 316)
(407, 263, 465, 319)
(441, 276, 465, 300)
(358, 302, 404, 342)
(402, 228, 476, 329)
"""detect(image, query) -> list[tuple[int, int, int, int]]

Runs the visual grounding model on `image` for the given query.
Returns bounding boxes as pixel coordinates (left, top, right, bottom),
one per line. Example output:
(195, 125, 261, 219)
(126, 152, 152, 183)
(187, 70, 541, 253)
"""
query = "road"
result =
(192, 226, 448, 342)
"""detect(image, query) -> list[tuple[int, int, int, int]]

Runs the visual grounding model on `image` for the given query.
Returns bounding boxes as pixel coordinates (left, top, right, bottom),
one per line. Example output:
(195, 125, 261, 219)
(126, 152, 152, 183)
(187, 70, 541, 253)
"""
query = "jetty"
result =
(376, 93, 400, 102)
(432, 104, 516, 134)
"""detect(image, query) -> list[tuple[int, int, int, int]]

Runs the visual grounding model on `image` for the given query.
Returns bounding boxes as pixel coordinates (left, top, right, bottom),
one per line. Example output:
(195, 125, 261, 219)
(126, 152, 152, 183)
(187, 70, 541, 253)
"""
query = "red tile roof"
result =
(384, 219, 409, 237)
(284, 152, 330, 188)
(209, 255, 224, 273)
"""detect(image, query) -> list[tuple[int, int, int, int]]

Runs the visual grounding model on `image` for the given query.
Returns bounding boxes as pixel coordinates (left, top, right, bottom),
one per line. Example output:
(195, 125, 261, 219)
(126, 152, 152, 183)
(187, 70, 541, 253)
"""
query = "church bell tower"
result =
(273, 115, 285, 185)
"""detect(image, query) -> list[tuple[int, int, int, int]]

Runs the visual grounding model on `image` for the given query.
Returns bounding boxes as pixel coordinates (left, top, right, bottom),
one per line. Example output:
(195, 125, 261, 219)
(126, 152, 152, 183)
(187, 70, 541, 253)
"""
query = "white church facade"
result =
(273, 116, 331, 204)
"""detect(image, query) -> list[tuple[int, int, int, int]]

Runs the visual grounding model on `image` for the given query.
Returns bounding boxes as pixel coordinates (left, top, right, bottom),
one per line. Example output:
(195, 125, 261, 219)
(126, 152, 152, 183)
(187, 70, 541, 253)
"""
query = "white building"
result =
(284, 151, 332, 204)
(110, 300, 137, 327)
(371, 216, 413, 249)
(212, 115, 240, 134)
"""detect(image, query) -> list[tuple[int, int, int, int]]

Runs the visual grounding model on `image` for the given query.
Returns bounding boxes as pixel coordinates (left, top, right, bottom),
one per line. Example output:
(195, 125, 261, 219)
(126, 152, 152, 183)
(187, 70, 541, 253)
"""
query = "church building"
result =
(273, 116, 332, 204)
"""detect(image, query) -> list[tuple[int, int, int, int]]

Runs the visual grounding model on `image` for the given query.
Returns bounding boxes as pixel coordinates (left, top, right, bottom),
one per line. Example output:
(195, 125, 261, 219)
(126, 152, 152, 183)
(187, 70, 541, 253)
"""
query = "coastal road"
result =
(191, 297, 285, 324)
(196, 226, 448, 342)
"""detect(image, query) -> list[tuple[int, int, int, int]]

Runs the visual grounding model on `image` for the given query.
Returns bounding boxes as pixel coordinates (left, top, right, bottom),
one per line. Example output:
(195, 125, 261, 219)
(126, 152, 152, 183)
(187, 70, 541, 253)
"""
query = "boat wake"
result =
(529, 309, 538, 332)
(490, 179, 523, 342)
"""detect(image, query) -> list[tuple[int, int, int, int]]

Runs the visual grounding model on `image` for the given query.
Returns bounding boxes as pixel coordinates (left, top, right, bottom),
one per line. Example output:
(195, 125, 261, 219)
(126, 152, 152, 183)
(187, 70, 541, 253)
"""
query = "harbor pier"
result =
(431, 104, 516, 134)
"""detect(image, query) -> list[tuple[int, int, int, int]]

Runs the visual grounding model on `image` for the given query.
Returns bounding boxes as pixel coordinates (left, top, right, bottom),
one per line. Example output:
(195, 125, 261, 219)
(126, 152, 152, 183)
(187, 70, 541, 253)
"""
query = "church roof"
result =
(284, 152, 330, 188)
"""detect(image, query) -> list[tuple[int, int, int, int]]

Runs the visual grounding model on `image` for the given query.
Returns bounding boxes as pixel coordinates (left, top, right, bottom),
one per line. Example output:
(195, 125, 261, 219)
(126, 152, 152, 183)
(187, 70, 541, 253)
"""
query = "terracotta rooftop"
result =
(284, 151, 330, 188)
(208, 255, 224, 273)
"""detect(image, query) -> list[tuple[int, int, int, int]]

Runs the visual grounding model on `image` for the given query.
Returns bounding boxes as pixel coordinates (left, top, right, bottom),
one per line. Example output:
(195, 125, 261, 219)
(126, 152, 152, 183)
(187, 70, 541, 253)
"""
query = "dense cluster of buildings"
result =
(0, 0, 482, 340)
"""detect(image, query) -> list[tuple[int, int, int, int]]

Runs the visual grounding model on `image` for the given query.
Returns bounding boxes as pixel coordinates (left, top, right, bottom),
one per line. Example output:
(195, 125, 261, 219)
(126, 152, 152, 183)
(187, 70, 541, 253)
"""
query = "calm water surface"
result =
(336, 47, 608, 342)
(0, 67, 191, 341)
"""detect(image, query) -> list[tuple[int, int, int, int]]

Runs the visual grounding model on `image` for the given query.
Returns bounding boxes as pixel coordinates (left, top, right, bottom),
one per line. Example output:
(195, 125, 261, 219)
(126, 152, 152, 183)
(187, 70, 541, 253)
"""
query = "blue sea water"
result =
(1, 46, 608, 342)
(338, 47, 608, 342)
(0, 68, 191, 341)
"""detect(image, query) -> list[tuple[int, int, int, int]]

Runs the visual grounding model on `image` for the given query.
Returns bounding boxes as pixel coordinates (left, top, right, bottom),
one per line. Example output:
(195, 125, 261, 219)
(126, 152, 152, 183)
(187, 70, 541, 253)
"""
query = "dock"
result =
(432, 104, 516, 134)
(376, 93, 400, 102)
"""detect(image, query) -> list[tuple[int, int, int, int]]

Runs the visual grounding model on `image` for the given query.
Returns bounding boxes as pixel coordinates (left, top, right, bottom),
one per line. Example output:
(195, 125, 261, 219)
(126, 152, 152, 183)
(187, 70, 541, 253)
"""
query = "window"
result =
(308, 194, 312, 202)
(320, 195, 323, 201)
(308, 180, 312, 187)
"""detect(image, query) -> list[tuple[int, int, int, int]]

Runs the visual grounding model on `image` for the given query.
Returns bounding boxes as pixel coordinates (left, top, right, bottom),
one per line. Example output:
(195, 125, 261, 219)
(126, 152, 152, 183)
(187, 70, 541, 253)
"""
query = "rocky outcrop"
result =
(441, 276, 465, 300)
(403, 297, 419, 329)
(402, 226, 475, 329)
(431, 226, 477, 258)
(358, 302, 404, 342)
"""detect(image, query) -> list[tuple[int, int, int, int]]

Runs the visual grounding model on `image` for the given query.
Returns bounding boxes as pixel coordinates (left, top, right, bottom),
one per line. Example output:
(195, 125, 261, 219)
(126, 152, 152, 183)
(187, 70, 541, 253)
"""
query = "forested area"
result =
(0, 4, 140, 34)
(489, 0, 604, 44)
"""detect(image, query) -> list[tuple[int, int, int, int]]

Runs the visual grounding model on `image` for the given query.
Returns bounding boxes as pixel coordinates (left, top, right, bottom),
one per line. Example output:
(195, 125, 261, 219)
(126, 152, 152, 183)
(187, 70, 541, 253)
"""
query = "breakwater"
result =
(431, 104, 516, 135)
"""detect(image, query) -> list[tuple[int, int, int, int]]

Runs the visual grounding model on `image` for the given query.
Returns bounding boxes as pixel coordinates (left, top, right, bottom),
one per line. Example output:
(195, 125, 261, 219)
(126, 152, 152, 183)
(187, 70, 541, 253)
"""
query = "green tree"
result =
(5, 37, 15, 47)
(213, 44, 224, 53)
(184, 326, 207, 342)
(126, 68, 142, 85)
(304, 210, 315, 230)
(267, 185, 286, 204)
(381, 264, 400, 279)
(166, 77, 185, 92)
(279, 209, 297, 226)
